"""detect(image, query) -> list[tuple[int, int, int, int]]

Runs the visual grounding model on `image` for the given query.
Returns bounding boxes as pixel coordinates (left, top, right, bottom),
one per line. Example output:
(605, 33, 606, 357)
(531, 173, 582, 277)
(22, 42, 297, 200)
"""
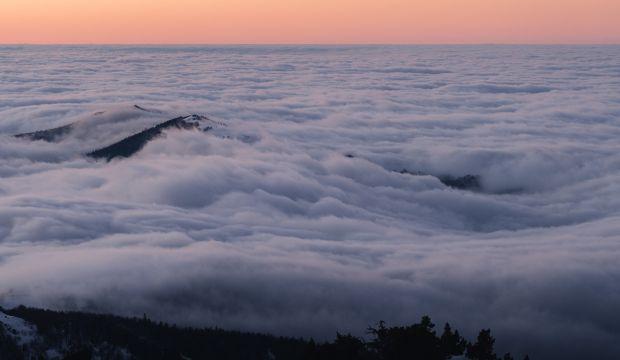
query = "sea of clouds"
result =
(1, 45, 619, 359)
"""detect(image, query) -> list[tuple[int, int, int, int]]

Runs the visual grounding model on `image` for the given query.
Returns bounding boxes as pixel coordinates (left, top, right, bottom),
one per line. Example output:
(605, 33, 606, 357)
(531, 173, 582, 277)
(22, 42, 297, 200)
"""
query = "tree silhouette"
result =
(367, 316, 450, 360)
(467, 329, 498, 360)
(440, 323, 468, 358)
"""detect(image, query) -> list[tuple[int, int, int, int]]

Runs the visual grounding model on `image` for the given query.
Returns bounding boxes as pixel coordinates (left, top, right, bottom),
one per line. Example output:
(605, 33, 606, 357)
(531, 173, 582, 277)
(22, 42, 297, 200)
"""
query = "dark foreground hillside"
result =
(0, 306, 528, 360)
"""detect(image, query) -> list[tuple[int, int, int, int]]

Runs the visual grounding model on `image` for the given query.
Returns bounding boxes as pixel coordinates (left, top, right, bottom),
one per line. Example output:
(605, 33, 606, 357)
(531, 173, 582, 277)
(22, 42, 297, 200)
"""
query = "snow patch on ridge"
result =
(0, 311, 38, 346)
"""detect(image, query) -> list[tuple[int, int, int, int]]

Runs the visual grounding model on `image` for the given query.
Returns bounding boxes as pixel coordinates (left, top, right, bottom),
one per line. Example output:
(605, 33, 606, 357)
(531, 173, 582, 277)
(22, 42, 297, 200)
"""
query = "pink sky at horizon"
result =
(1, 0, 619, 44)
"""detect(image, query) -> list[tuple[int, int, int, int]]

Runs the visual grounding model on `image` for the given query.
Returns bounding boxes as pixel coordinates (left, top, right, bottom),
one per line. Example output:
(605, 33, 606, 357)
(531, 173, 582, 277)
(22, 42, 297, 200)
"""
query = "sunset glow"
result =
(1, 0, 619, 44)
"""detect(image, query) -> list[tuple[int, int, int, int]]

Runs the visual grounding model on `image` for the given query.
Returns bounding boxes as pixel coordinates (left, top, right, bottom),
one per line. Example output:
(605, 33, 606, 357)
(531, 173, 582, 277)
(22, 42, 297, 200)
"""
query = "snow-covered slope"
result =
(0, 311, 38, 346)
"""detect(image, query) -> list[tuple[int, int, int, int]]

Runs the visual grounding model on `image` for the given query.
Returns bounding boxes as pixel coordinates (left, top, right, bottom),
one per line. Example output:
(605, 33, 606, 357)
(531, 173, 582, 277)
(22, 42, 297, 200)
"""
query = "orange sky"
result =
(1, 0, 619, 44)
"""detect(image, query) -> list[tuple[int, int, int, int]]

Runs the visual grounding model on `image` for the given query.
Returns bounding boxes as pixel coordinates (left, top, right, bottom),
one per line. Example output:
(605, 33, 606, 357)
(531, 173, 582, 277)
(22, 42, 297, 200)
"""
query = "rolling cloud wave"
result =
(1, 45, 619, 359)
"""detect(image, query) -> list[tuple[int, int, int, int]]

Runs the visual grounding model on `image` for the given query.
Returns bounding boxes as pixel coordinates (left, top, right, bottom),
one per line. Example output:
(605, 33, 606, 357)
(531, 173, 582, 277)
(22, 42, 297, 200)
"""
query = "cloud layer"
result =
(1, 45, 620, 359)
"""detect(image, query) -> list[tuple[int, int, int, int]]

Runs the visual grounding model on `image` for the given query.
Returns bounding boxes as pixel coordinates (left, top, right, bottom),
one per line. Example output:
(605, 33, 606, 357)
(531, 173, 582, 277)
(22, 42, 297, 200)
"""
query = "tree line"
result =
(0, 306, 528, 360)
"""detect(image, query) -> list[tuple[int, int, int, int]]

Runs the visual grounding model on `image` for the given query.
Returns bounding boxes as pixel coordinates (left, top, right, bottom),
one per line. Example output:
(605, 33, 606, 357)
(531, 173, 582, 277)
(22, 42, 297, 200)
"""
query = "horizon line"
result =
(2, 42, 620, 46)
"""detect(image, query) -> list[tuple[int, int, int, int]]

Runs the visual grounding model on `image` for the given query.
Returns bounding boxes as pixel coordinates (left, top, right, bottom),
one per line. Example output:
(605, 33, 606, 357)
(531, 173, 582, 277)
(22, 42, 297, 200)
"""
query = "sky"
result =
(1, 0, 619, 44)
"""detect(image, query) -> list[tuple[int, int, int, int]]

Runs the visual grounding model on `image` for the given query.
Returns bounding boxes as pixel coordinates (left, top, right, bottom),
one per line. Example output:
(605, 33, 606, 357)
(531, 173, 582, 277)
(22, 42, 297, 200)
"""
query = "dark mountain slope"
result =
(398, 169, 481, 191)
(343, 155, 482, 192)
(437, 174, 481, 191)
(1, 306, 308, 360)
(14, 123, 74, 142)
(13, 105, 156, 143)
(0, 306, 527, 360)
(87, 116, 201, 161)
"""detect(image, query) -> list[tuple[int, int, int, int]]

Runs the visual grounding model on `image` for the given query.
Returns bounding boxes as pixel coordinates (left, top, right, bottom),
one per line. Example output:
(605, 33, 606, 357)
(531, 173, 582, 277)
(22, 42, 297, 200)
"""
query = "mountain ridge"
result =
(0, 306, 527, 360)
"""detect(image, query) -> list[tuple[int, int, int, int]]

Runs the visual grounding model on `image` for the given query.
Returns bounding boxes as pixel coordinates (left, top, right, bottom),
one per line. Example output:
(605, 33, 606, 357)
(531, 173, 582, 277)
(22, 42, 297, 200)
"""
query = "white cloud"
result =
(1, 45, 620, 359)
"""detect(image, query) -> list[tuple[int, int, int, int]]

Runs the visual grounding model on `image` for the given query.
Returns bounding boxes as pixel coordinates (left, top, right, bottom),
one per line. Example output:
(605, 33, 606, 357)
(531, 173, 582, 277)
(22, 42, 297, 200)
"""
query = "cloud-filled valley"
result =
(1, 45, 620, 359)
